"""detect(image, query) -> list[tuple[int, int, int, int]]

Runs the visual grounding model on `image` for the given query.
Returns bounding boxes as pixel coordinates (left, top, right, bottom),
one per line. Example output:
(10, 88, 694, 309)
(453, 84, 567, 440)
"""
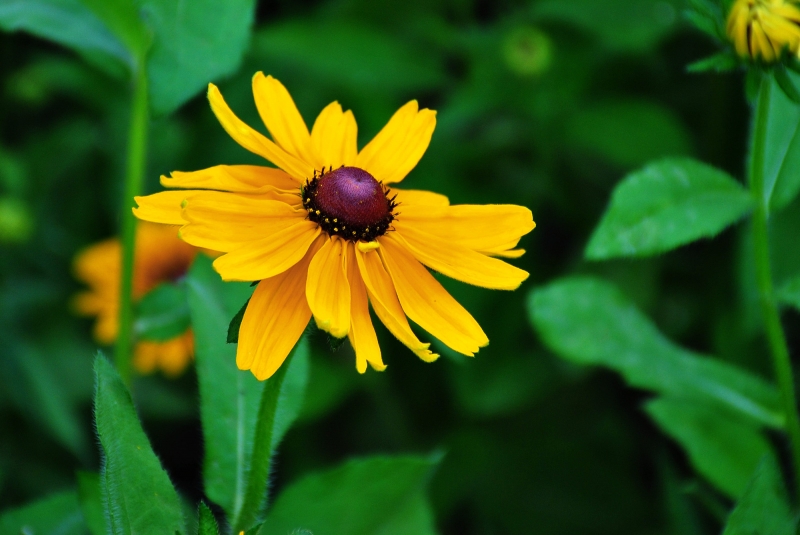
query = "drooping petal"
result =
(393, 225, 529, 290)
(237, 238, 323, 380)
(252, 73, 317, 166)
(379, 234, 488, 355)
(134, 190, 200, 225)
(306, 236, 351, 339)
(396, 203, 535, 256)
(161, 165, 298, 193)
(391, 188, 449, 207)
(355, 101, 436, 184)
(212, 221, 320, 281)
(311, 102, 358, 169)
(345, 242, 384, 373)
(355, 246, 438, 363)
(208, 83, 314, 181)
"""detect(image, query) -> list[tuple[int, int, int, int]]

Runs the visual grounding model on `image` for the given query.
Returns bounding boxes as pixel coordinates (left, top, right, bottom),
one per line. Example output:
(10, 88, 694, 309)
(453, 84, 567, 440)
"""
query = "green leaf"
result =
(722, 455, 795, 535)
(774, 65, 800, 104)
(0, 0, 131, 68)
(766, 70, 800, 211)
(585, 158, 753, 259)
(527, 276, 783, 427)
(0, 490, 85, 535)
(687, 52, 738, 73)
(134, 281, 191, 341)
(79, 0, 149, 62)
(645, 398, 770, 498)
(140, 0, 256, 115)
(93, 355, 184, 534)
(566, 101, 691, 169)
(77, 471, 105, 535)
(260, 455, 440, 535)
(226, 296, 249, 344)
(198, 503, 220, 535)
(777, 274, 800, 311)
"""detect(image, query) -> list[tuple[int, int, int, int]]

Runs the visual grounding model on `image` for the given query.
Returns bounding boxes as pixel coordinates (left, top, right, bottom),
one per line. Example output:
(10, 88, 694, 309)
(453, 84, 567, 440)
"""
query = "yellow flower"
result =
(73, 221, 198, 377)
(727, 0, 800, 62)
(133, 73, 535, 380)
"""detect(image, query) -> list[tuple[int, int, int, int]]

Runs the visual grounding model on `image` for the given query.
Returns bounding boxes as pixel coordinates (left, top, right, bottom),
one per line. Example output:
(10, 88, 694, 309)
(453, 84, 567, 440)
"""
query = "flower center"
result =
(303, 166, 397, 241)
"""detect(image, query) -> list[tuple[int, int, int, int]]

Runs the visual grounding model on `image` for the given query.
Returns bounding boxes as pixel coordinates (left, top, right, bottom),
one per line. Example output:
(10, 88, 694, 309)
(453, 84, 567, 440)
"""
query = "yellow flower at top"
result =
(727, 0, 800, 62)
(133, 73, 535, 380)
(73, 221, 197, 376)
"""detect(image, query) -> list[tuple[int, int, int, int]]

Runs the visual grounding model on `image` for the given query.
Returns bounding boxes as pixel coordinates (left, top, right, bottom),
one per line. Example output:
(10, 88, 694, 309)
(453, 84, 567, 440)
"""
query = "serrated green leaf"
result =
(722, 455, 795, 535)
(226, 296, 249, 344)
(94, 355, 184, 535)
(765, 70, 800, 211)
(260, 456, 440, 535)
(687, 52, 738, 73)
(777, 274, 800, 310)
(527, 276, 783, 427)
(585, 158, 752, 259)
(77, 471, 105, 535)
(645, 398, 770, 498)
(198, 503, 220, 535)
(135, 281, 191, 341)
(0, 490, 85, 535)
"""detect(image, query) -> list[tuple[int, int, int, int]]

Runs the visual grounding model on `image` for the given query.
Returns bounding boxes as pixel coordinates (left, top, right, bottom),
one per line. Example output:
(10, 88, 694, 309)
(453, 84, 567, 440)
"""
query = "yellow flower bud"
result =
(727, 0, 800, 62)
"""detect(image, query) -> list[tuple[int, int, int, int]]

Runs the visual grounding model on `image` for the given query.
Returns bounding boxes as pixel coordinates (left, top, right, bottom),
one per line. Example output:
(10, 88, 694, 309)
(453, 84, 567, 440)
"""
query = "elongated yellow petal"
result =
(394, 225, 529, 290)
(237, 239, 322, 380)
(133, 191, 198, 225)
(379, 234, 488, 355)
(252, 73, 317, 166)
(306, 236, 351, 339)
(345, 242, 384, 373)
(311, 102, 358, 169)
(396, 203, 535, 256)
(355, 101, 436, 184)
(355, 247, 437, 362)
(208, 84, 314, 180)
(161, 165, 298, 193)
(212, 221, 320, 281)
(391, 188, 449, 207)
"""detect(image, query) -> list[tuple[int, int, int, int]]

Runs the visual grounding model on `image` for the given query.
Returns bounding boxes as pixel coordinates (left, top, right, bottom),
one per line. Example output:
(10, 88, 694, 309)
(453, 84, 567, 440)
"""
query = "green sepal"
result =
(774, 65, 800, 104)
(687, 51, 738, 73)
(227, 297, 250, 344)
(328, 333, 348, 351)
(684, 0, 725, 41)
(198, 502, 220, 535)
(746, 69, 765, 105)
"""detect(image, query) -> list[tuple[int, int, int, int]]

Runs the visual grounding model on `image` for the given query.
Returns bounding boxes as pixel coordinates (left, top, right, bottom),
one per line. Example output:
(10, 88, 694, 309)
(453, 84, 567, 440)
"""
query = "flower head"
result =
(134, 73, 535, 380)
(727, 0, 800, 62)
(73, 221, 197, 376)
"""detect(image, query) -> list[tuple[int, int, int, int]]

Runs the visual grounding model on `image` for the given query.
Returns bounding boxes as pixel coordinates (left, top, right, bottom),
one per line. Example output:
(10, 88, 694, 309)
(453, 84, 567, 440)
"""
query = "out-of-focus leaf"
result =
(585, 158, 752, 259)
(645, 398, 770, 498)
(685, 0, 725, 39)
(777, 274, 800, 311)
(260, 455, 440, 535)
(297, 350, 359, 423)
(722, 455, 795, 534)
(94, 355, 184, 534)
(77, 471, 105, 535)
(80, 0, 149, 62)
(134, 280, 191, 341)
(528, 277, 783, 427)
(566, 101, 692, 168)
(765, 71, 800, 211)
(0, 0, 131, 68)
(531, 0, 681, 52)
(140, 0, 256, 115)
(198, 502, 220, 535)
(251, 20, 445, 93)
(0, 490, 85, 535)
(774, 65, 800, 104)
(687, 51, 738, 73)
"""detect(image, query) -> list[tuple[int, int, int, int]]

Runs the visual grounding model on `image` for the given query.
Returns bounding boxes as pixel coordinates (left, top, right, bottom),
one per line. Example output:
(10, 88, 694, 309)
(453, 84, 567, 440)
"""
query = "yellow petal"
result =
(237, 239, 322, 380)
(306, 236, 351, 339)
(162, 165, 298, 193)
(208, 83, 314, 180)
(252, 73, 317, 165)
(134, 191, 199, 225)
(345, 242, 384, 373)
(394, 225, 529, 290)
(311, 102, 358, 169)
(379, 234, 488, 355)
(355, 246, 438, 362)
(391, 188, 449, 207)
(396, 203, 535, 257)
(355, 101, 436, 184)
(212, 221, 320, 281)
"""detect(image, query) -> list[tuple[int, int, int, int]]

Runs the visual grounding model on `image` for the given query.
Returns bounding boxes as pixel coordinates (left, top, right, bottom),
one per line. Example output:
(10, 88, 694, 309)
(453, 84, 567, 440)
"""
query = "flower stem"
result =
(114, 67, 149, 386)
(750, 76, 800, 499)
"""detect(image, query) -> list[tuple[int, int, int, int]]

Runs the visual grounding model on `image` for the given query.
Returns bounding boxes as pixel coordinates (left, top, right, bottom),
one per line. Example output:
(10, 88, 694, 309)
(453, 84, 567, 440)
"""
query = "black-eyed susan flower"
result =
(73, 221, 197, 376)
(133, 73, 535, 380)
(727, 0, 800, 62)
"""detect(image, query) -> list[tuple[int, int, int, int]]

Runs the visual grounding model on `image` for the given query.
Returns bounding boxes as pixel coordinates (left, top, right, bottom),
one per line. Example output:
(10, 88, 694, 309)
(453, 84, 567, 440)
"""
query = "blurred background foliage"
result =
(0, 0, 790, 533)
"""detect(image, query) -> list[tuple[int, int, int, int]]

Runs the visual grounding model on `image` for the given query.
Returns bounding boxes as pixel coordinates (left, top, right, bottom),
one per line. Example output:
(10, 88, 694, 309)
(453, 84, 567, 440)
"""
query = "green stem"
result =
(114, 66, 149, 386)
(750, 76, 800, 500)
